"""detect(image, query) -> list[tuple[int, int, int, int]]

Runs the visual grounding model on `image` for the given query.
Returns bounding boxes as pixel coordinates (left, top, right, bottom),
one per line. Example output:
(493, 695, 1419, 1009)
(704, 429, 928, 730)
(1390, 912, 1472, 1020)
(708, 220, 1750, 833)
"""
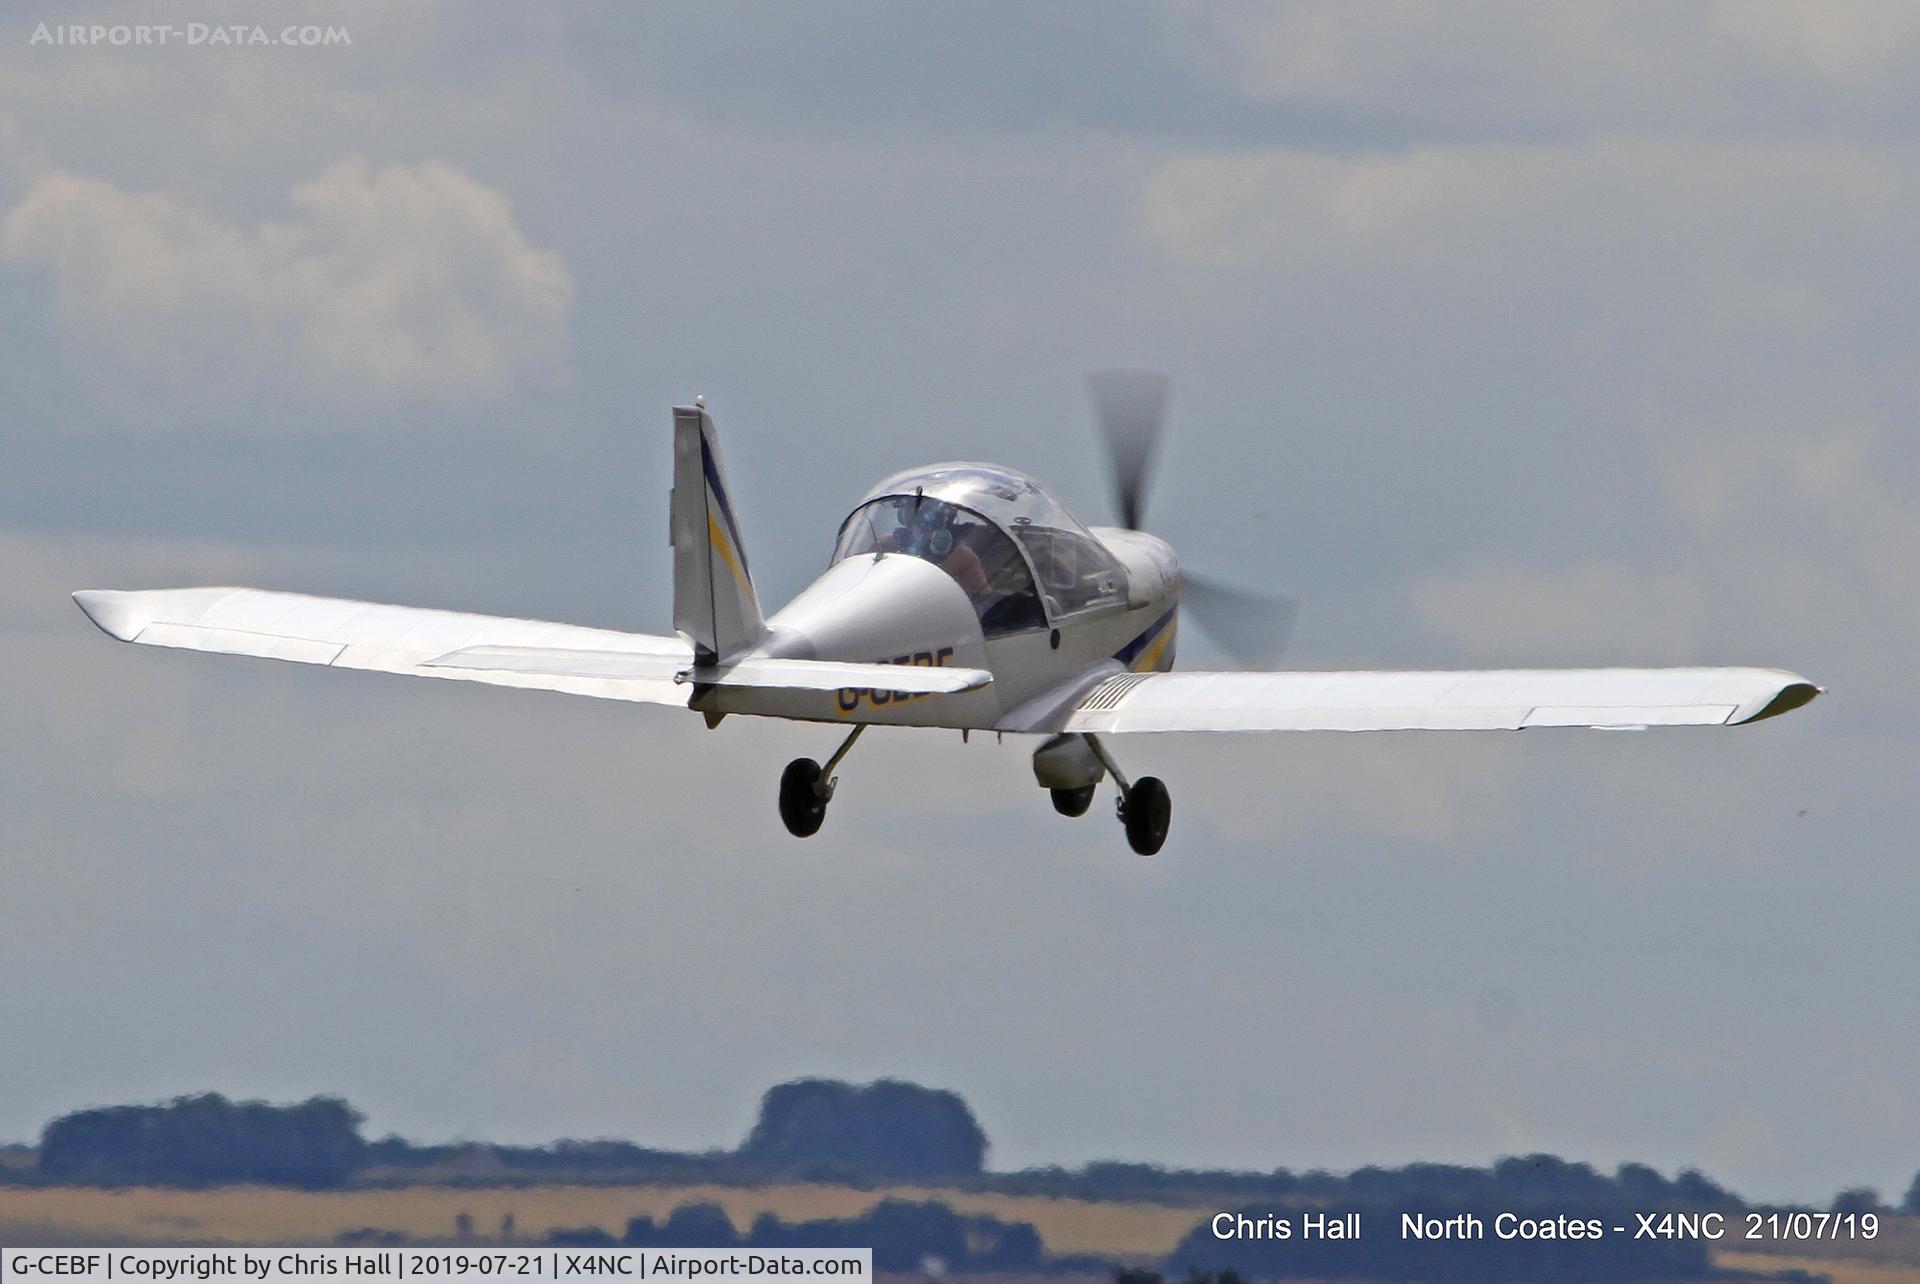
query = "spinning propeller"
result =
(1088, 370, 1300, 665)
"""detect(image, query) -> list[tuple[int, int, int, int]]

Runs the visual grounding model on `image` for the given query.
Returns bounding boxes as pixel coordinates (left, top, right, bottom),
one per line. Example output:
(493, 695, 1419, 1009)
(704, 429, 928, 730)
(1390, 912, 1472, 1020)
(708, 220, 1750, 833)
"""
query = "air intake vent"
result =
(1079, 671, 1154, 712)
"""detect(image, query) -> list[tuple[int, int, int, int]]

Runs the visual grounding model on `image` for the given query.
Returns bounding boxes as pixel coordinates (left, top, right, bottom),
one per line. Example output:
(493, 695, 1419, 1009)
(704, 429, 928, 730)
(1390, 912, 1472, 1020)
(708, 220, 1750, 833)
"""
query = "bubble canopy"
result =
(833, 463, 1127, 630)
(856, 463, 1088, 533)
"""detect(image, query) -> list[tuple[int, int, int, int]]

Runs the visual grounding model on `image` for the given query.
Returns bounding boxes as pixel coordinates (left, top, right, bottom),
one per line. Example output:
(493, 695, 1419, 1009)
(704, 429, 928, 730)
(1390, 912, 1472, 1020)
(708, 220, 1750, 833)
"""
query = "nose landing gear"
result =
(778, 725, 865, 838)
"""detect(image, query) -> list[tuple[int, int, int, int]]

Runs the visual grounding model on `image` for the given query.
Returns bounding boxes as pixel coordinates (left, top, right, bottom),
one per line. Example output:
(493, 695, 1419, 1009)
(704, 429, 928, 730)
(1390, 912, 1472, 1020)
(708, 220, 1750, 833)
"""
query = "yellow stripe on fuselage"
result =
(1131, 616, 1176, 672)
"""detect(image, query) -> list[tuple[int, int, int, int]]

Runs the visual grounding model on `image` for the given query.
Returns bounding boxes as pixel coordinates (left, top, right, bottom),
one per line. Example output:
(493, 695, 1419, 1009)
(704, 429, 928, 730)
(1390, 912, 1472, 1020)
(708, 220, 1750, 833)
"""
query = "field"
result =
(0, 1183, 1204, 1257)
(1719, 1255, 1920, 1284)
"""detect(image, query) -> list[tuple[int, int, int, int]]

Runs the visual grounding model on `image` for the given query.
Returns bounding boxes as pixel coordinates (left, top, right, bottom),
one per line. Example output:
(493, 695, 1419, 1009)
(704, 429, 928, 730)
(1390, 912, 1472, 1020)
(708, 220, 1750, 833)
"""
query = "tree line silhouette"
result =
(544, 1199, 1065, 1274)
(11, 1076, 1920, 1282)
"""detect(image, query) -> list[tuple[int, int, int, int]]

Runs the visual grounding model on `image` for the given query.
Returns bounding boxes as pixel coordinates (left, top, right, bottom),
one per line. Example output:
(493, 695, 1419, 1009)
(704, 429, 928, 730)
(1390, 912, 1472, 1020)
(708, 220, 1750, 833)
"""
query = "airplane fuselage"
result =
(708, 514, 1180, 733)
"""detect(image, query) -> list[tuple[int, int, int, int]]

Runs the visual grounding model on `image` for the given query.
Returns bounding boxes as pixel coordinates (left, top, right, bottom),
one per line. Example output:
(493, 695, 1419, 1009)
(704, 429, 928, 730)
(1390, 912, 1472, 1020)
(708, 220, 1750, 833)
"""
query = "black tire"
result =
(1122, 776, 1171, 856)
(1050, 785, 1097, 817)
(779, 758, 828, 837)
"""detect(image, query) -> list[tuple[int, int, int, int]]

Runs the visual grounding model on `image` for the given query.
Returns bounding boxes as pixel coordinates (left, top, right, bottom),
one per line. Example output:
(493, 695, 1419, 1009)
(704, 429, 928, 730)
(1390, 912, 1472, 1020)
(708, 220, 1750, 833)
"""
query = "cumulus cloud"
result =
(1130, 42, 1920, 704)
(1139, 136, 1904, 277)
(1176, 1, 1920, 137)
(1668, 430, 1920, 639)
(2, 156, 572, 431)
(1166, 731, 1516, 845)
(1410, 426, 1920, 729)
(1413, 559, 1707, 666)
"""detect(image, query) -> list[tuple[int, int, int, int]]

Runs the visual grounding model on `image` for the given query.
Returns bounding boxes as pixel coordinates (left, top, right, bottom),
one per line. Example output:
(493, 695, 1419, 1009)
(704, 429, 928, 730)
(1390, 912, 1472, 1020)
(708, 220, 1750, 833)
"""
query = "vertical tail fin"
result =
(671, 402, 766, 663)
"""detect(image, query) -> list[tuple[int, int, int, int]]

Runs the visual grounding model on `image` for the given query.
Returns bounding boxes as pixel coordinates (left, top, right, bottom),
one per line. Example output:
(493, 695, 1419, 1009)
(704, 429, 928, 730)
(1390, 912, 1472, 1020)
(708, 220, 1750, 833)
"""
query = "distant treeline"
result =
(366, 1078, 985, 1186)
(989, 1154, 1744, 1211)
(38, 1094, 364, 1189)
(543, 1199, 1082, 1275)
(16, 1079, 985, 1190)
(13, 1078, 1920, 1229)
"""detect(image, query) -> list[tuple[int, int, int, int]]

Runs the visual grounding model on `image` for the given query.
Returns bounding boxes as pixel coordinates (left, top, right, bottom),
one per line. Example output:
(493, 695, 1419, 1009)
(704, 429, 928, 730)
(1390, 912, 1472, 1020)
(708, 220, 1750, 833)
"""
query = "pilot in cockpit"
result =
(836, 486, 1050, 635)
(904, 500, 989, 601)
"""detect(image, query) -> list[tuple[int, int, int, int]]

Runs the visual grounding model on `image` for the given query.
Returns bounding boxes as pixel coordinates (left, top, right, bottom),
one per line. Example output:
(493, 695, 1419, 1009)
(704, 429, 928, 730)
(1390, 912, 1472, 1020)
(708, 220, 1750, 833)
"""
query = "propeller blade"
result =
(1088, 370, 1170, 531)
(1180, 571, 1300, 666)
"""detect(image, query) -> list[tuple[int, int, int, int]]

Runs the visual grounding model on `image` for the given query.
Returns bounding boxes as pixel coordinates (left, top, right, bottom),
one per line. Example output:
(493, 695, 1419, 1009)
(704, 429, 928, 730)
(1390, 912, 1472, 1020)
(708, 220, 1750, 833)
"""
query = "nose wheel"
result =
(778, 726, 865, 838)
(1050, 785, 1096, 817)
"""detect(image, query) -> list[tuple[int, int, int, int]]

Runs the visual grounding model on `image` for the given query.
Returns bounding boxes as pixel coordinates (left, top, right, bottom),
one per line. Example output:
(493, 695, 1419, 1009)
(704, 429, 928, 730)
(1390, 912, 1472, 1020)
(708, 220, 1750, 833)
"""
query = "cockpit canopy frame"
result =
(832, 463, 1128, 636)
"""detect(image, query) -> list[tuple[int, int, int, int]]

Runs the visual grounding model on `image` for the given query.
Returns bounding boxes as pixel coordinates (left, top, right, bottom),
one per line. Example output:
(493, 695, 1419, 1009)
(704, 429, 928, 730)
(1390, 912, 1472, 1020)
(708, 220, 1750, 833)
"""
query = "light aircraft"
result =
(74, 376, 1820, 855)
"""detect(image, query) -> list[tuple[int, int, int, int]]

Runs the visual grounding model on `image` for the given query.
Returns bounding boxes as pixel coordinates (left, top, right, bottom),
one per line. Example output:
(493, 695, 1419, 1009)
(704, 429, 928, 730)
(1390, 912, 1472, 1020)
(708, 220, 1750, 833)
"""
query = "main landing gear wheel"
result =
(1120, 776, 1172, 856)
(1050, 785, 1097, 817)
(1080, 733, 1172, 856)
(779, 758, 828, 837)
(778, 725, 864, 839)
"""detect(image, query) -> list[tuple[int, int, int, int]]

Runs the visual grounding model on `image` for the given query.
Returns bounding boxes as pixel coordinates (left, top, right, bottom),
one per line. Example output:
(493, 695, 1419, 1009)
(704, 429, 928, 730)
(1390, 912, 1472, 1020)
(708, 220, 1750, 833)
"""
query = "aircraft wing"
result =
(73, 586, 701, 706)
(1062, 667, 1820, 733)
(73, 587, 992, 705)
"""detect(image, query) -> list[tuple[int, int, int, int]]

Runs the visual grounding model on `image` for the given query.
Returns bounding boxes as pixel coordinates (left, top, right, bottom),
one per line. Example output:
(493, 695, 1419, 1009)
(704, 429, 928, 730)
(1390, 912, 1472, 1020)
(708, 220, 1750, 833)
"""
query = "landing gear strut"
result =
(778, 725, 865, 838)
(1084, 734, 1172, 856)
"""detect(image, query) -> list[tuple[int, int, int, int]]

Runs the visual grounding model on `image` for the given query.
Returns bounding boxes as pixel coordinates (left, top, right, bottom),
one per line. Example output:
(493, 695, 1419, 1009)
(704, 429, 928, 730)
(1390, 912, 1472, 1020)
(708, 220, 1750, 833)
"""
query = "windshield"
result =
(833, 494, 1048, 636)
(852, 464, 1128, 618)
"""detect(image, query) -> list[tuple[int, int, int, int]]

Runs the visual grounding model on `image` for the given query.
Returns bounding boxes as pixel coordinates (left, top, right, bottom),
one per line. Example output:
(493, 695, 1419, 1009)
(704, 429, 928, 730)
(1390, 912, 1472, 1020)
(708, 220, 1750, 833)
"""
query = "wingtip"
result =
(73, 588, 148, 641)
(1738, 677, 1822, 724)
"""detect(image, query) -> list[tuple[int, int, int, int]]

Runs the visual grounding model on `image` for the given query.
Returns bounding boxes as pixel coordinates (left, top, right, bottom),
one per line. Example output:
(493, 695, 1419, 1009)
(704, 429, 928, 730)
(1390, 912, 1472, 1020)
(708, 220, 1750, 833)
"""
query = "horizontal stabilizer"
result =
(431, 645, 992, 695)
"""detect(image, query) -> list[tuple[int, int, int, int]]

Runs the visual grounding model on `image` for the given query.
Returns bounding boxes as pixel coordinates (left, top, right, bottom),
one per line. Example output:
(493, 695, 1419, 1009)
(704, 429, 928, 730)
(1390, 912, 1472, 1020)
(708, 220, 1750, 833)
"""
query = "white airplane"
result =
(75, 377, 1820, 855)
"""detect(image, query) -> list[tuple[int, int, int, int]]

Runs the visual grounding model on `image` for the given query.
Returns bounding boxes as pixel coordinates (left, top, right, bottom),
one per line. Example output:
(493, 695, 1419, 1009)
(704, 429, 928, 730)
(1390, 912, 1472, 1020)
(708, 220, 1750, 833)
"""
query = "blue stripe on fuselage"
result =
(1114, 605, 1175, 667)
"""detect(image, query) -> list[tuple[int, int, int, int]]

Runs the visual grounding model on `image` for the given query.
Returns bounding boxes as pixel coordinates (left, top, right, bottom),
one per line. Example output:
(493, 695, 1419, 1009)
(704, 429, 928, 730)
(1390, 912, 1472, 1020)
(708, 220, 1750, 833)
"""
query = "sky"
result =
(2, 1, 1916, 1206)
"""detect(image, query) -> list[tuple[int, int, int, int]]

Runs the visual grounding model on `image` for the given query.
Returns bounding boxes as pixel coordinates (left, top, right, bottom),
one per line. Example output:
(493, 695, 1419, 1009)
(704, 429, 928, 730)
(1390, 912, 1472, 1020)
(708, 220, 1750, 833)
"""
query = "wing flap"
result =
(1064, 668, 1819, 734)
(1519, 704, 1737, 729)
